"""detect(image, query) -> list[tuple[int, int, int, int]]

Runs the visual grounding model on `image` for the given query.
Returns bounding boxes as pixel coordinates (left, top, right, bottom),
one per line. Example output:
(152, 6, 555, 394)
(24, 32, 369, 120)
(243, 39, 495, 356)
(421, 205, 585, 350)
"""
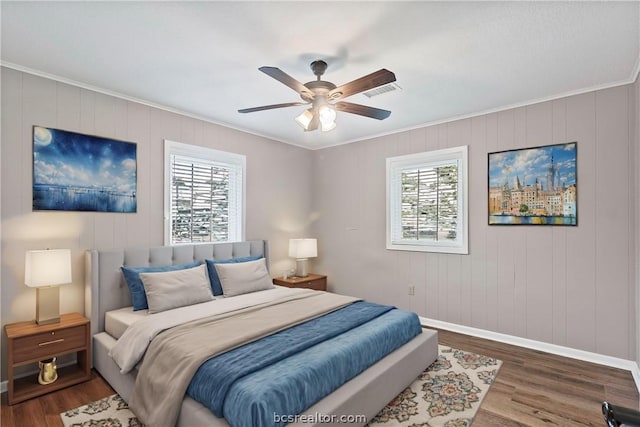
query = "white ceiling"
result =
(2, 1, 639, 149)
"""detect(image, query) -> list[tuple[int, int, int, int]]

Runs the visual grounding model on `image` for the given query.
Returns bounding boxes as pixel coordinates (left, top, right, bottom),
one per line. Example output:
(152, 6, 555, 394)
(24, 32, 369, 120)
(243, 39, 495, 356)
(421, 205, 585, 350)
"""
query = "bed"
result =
(85, 240, 439, 427)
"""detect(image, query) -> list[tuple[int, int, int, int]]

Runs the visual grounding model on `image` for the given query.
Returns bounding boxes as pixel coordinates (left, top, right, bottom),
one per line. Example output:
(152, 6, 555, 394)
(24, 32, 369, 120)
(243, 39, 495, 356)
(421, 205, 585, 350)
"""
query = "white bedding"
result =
(108, 285, 313, 374)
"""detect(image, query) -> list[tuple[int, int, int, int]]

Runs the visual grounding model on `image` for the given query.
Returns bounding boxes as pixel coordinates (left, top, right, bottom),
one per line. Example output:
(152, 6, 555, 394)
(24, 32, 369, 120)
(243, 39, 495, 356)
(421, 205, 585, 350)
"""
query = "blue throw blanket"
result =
(186, 301, 422, 427)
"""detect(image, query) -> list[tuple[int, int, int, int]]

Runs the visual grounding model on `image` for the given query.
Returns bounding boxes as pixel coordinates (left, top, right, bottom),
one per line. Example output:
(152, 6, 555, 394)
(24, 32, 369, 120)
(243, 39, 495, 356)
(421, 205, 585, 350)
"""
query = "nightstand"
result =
(5, 312, 91, 405)
(273, 274, 327, 291)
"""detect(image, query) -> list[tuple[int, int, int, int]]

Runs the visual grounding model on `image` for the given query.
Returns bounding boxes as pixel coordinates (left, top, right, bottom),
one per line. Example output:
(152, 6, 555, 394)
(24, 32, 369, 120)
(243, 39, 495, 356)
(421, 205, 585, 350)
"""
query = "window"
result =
(164, 140, 245, 245)
(386, 145, 468, 254)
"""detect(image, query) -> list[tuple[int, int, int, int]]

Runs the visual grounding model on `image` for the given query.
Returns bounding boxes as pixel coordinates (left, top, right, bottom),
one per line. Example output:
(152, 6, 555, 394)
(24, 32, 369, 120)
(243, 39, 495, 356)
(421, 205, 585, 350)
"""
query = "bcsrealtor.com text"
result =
(273, 412, 367, 424)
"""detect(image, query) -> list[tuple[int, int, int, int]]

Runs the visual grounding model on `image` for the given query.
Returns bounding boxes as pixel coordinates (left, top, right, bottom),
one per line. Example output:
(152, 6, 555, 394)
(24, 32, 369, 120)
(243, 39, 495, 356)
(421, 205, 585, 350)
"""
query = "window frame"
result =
(386, 145, 469, 254)
(163, 140, 246, 246)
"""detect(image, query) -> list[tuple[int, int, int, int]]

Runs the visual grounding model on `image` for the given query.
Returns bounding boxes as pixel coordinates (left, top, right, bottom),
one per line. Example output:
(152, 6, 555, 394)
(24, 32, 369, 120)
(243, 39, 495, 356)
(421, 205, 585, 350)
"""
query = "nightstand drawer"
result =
(12, 325, 86, 364)
(299, 277, 326, 290)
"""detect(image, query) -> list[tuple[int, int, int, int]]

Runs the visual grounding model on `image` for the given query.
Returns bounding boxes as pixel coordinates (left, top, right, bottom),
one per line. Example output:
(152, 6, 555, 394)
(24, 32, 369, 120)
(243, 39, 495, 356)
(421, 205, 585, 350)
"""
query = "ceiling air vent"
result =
(362, 82, 402, 98)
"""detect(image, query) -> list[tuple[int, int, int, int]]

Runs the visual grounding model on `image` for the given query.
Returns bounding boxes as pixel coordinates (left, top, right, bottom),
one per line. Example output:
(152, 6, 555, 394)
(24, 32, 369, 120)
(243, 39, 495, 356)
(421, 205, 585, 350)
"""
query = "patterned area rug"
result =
(367, 345, 501, 427)
(60, 346, 500, 427)
(60, 394, 140, 427)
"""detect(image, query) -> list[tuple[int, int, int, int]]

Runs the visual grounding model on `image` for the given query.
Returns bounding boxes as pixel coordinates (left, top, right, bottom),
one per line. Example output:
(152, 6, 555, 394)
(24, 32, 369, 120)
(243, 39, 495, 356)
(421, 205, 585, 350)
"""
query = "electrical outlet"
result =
(408, 285, 415, 296)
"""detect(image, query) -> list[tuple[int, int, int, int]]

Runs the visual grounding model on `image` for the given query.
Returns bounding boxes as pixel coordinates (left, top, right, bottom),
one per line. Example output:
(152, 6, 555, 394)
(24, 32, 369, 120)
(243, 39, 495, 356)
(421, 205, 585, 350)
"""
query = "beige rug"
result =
(60, 346, 501, 427)
(367, 345, 501, 426)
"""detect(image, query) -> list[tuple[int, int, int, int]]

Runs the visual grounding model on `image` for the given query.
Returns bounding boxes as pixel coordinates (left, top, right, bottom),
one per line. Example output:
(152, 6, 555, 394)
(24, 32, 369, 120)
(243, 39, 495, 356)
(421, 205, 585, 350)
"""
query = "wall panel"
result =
(0, 67, 314, 380)
(594, 87, 631, 358)
(313, 84, 637, 360)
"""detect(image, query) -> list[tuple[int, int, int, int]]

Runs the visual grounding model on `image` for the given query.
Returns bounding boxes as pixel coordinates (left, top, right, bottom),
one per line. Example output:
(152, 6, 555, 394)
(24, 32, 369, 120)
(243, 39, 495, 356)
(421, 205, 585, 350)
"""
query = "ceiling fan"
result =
(238, 60, 396, 132)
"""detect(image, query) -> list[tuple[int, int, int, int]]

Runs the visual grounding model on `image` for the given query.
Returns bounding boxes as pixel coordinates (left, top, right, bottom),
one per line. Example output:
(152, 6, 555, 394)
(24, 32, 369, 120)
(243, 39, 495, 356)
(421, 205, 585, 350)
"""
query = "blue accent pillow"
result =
(121, 261, 201, 311)
(205, 255, 263, 296)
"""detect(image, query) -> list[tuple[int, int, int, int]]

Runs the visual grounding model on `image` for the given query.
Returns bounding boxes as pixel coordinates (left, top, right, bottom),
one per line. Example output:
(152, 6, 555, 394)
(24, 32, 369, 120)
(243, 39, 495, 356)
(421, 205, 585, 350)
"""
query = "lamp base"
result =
(295, 259, 309, 278)
(35, 286, 60, 325)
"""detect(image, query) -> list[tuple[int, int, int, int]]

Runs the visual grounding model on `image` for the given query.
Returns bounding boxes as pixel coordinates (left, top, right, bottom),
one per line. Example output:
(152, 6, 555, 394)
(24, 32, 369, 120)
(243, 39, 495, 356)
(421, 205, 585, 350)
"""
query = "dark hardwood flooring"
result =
(1, 329, 637, 427)
(437, 329, 639, 426)
(1, 370, 114, 427)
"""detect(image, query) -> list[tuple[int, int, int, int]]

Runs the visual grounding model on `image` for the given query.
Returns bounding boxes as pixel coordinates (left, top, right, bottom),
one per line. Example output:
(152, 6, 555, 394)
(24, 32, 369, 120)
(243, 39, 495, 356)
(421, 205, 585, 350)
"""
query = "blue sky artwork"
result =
(489, 142, 577, 189)
(33, 126, 137, 212)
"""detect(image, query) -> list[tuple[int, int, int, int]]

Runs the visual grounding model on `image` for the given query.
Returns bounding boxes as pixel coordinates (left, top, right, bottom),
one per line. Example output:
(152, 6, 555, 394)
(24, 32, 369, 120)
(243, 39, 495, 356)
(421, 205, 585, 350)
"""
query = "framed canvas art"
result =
(488, 142, 577, 225)
(33, 126, 137, 212)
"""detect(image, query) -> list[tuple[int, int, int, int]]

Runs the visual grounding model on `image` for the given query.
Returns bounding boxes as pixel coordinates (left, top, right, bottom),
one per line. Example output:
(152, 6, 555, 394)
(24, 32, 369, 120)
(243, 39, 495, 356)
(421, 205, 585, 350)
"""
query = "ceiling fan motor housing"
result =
(310, 60, 328, 78)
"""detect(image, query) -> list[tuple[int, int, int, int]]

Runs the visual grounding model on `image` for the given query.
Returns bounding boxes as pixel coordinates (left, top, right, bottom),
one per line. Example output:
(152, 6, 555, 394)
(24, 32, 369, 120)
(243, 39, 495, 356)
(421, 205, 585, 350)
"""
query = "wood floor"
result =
(1, 329, 637, 427)
(437, 329, 639, 426)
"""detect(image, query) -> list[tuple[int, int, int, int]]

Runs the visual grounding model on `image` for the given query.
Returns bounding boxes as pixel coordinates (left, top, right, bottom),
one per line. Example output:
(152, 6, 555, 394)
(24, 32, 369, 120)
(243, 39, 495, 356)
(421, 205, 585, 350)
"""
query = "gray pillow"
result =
(140, 264, 214, 314)
(215, 258, 274, 297)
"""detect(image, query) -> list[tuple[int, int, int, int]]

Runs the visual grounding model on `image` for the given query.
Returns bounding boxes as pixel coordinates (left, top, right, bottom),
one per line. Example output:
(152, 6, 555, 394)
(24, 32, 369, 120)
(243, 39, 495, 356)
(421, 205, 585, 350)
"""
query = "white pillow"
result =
(140, 264, 214, 314)
(215, 258, 274, 297)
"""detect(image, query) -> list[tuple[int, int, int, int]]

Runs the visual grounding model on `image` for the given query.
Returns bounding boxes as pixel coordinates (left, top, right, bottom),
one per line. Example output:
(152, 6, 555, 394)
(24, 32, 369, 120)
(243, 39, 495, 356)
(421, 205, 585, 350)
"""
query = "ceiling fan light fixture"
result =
(242, 60, 396, 132)
(319, 105, 336, 132)
(321, 121, 336, 132)
(295, 109, 314, 130)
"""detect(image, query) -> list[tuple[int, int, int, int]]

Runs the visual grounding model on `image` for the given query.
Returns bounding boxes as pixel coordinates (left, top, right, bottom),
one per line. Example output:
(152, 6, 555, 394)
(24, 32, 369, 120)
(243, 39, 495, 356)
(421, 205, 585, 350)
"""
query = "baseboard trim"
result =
(420, 316, 640, 397)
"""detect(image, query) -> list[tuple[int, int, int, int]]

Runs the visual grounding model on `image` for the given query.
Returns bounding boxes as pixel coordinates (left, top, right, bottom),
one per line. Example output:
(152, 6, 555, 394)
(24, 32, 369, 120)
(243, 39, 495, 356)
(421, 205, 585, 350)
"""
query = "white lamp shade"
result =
(288, 239, 317, 259)
(295, 109, 314, 130)
(25, 249, 72, 287)
(318, 106, 337, 132)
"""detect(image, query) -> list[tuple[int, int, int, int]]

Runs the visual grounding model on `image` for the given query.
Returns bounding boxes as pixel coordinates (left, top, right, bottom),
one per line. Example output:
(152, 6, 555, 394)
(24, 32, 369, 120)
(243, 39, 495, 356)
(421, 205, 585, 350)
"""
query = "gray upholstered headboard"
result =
(85, 240, 269, 338)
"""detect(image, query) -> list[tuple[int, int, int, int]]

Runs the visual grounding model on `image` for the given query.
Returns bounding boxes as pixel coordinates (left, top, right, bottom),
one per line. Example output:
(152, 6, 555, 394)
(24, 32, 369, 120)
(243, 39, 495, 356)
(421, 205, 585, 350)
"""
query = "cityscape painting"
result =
(33, 126, 137, 212)
(488, 142, 577, 225)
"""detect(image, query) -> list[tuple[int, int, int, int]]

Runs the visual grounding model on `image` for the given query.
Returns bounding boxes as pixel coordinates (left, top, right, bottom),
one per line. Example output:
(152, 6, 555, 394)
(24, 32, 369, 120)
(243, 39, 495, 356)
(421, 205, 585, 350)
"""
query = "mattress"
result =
(105, 306, 148, 339)
(104, 286, 289, 339)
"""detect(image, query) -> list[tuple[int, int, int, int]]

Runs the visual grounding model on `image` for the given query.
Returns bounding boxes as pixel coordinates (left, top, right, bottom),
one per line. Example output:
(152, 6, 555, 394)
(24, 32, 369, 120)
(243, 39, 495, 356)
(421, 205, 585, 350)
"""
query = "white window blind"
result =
(164, 140, 245, 245)
(387, 146, 468, 254)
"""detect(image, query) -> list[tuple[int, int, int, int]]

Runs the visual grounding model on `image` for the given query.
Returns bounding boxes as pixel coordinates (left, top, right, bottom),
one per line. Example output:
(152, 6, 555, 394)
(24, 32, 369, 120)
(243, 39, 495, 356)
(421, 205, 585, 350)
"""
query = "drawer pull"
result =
(39, 338, 64, 346)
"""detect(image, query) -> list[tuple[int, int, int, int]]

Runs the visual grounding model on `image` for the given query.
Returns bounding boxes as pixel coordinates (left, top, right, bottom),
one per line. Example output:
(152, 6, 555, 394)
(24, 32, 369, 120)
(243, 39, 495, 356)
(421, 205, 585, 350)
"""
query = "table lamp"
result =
(25, 249, 72, 325)
(288, 238, 317, 278)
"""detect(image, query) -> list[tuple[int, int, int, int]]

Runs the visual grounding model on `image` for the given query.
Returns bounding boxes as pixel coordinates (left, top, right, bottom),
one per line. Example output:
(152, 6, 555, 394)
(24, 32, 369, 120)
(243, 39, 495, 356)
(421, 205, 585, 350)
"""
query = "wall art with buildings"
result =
(488, 142, 577, 225)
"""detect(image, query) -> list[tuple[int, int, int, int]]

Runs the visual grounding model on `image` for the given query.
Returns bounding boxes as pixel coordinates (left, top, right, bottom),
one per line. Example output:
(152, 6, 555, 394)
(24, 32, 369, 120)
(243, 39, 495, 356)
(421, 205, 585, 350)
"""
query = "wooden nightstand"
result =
(273, 274, 327, 291)
(5, 312, 91, 405)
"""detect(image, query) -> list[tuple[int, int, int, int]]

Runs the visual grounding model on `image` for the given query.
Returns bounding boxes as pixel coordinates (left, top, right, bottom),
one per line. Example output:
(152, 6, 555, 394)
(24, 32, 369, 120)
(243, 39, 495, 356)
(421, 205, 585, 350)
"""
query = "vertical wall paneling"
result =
(512, 106, 528, 339)
(125, 101, 151, 247)
(524, 102, 554, 343)
(470, 115, 488, 331)
(1, 69, 24, 324)
(594, 87, 631, 358)
(424, 125, 441, 319)
(0, 67, 314, 381)
(551, 98, 568, 346)
(495, 109, 517, 337)
(484, 113, 500, 333)
(313, 84, 637, 361)
(635, 76, 640, 369)
(635, 75, 640, 369)
(437, 124, 450, 321)
(563, 93, 598, 353)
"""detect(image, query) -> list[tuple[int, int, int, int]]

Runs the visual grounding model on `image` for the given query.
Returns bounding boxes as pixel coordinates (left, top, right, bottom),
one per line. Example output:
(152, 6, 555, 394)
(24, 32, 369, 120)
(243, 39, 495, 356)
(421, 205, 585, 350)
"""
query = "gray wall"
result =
(312, 83, 637, 361)
(1, 65, 637, 383)
(635, 75, 640, 368)
(0, 67, 314, 380)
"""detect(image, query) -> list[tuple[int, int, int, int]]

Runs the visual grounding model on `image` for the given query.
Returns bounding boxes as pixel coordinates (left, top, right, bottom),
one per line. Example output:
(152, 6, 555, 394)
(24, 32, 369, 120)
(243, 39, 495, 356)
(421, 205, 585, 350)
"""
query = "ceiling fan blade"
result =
(259, 66, 314, 98)
(238, 102, 307, 113)
(329, 69, 396, 100)
(334, 101, 392, 120)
